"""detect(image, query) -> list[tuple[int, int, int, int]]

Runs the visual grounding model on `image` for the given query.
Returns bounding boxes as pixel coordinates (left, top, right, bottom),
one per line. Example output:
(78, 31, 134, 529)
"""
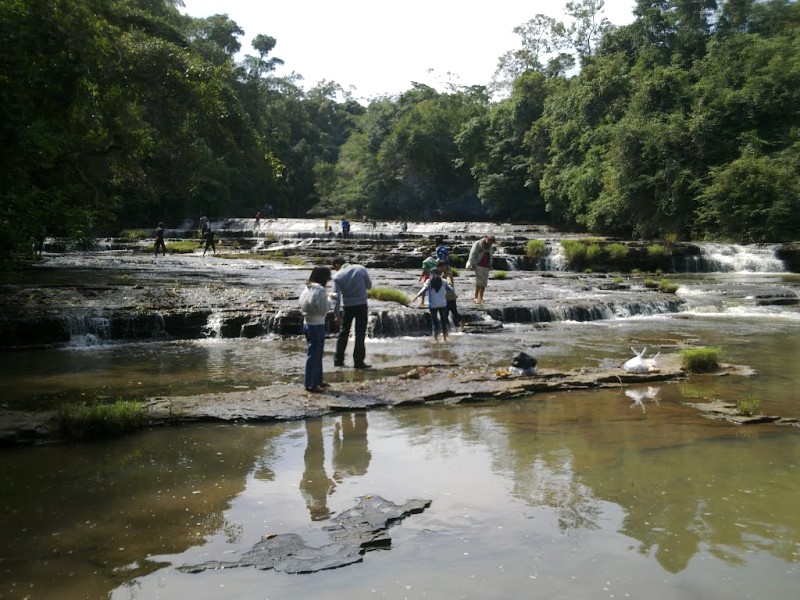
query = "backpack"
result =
(421, 256, 439, 272)
(436, 245, 449, 262)
(511, 352, 537, 370)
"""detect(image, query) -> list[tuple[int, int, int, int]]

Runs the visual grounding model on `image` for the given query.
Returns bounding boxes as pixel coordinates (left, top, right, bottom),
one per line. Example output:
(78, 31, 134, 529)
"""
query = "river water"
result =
(1, 244, 799, 599)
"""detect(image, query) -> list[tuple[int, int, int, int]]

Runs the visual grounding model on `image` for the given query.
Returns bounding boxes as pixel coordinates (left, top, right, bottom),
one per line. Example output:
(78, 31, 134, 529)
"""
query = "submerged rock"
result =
(178, 495, 431, 574)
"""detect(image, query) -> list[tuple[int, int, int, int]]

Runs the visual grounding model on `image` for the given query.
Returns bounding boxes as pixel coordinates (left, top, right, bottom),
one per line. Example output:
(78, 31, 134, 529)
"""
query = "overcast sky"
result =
(181, 0, 636, 100)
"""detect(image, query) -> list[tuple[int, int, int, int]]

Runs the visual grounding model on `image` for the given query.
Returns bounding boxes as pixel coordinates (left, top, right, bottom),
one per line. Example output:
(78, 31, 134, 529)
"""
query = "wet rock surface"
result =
(687, 400, 800, 426)
(178, 495, 432, 574)
(5, 354, 790, 447)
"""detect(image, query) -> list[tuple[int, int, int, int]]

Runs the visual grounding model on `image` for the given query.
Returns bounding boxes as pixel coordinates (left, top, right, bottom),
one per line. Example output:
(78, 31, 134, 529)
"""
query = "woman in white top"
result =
(413, 268, 455, 342)
(299, 266, 332, 392)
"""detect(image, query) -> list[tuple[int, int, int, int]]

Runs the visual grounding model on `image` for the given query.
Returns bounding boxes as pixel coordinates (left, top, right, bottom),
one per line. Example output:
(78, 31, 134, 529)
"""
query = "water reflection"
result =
(2, 398, 799, 599)
(300, 413, 371, 520)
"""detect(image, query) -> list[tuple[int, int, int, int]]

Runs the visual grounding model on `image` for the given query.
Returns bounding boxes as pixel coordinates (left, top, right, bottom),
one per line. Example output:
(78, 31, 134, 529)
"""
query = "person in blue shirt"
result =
(435, 236, 449, 265)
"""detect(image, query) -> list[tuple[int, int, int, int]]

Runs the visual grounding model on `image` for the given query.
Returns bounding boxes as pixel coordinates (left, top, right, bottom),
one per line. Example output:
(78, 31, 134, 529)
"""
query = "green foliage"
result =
(166, 240, 200, 254)
(525, 239, 547, 260)
(57, 399, 146, 441)
(494, 270, 508, 279)
(657, 279, 679, 294)
(368, 287, 410, 305)
(585, 243, 602, 261)
(606, 243, 628, 260)
(3, 0, 800, 257)
(647, 244, 670, 259)
(680, 347, 723, 373)
(737, 395, 761, 417)
(121, 229, 150, 241)
(561, 239, 587, 264)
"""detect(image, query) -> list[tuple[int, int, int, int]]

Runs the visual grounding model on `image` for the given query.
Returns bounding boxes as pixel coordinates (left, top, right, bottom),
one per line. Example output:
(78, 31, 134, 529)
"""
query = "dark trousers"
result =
(335, 304, 368, 366)
(447, 299, 461, 326)
(154, 240, 166, 255)
(429, 306, 449, 335)
(303, 323, 326, 390)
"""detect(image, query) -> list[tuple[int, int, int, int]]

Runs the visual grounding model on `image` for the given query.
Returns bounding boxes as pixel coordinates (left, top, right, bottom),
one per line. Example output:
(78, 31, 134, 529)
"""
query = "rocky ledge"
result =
(4, 354, 794, 447)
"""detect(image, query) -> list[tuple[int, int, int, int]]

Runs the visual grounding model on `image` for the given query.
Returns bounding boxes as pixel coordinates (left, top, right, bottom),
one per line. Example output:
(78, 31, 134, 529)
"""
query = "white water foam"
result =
(696, 243, 785, 273)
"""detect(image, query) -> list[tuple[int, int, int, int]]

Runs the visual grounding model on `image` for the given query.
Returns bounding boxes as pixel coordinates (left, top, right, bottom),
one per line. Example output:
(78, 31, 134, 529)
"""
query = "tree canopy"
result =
(2, 0, 798, 258)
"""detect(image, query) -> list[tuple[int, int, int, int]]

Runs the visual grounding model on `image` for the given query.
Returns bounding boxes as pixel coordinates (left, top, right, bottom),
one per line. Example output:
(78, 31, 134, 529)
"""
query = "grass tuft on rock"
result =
(368, 287, 410, 305)
(57, 399, 146, 441)
(680, 346, 722, 373)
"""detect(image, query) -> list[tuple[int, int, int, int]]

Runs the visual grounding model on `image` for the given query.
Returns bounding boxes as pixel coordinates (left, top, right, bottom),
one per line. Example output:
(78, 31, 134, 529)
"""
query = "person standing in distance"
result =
(154, 222, 167, 256)
(331, 256, 372, 369)
(466, 235, 495, 304)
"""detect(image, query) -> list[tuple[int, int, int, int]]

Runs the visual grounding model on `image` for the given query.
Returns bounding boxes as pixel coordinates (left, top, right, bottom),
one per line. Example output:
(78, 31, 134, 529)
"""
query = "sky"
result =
(181, 0, 636, 101)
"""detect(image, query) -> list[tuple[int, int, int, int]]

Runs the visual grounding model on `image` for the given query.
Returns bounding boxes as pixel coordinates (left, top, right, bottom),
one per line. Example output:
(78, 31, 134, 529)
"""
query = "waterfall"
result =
(64, 315, 111, 347)
(684, 243, 785, 273)
(204, 312, 224, 338)
(543, 241, 568, 271)
(369, 310, 432, 337)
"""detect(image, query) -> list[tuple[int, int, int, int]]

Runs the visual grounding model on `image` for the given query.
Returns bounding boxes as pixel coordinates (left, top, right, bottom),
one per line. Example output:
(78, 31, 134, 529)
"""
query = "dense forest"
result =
(2, 0, 799, 257)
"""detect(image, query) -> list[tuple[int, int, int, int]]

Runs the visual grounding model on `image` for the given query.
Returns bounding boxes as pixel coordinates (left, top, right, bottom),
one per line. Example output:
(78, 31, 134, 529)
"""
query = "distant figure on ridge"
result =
(199, 214, 209, 238)
(202, 228, 216, 256)
(154, 222, 167, 256)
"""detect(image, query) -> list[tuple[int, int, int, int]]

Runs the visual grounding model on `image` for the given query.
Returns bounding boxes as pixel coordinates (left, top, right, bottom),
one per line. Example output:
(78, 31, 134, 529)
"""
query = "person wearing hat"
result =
(465, 235, 495, 303)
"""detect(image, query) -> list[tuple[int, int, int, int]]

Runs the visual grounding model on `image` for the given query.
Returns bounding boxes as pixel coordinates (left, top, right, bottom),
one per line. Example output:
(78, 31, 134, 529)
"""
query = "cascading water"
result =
(544, 241, 568, 271)
(204, 313, 224, 338)
(64, 314, 111, 347)
(684, 243, 785, 273)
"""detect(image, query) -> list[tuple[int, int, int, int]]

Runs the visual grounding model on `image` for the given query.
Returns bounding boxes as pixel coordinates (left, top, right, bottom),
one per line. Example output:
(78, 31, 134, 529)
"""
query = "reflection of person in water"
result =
(299, 418, 336, 521)
(299, 413, 371, 521)
(332, 412, 371, 483)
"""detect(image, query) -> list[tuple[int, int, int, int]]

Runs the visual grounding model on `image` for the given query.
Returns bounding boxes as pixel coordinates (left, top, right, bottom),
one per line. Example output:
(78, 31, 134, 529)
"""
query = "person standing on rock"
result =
(466, 235, 495, 304)
(413, 267, 454, 343)
(331, 256, 372, 369)
(299, 266, 333, 393)
(341, 218, 351, 239)
(154, 222, 167, 256)
(199, 214, 209, 238)
(202, 228, 216, 256)
(438, 259, 465, 332)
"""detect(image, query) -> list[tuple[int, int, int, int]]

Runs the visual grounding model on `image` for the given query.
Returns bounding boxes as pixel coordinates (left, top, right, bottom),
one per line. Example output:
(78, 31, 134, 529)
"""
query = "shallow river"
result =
(1, 254, 799, 599)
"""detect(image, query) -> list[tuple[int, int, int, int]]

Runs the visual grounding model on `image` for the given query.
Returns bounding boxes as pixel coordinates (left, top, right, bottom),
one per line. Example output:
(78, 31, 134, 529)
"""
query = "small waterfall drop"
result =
(204, 313, 224, 338)
(543, 241, 568, 271)
(64, 315, 111, 347)
(687, 243, 785, 273)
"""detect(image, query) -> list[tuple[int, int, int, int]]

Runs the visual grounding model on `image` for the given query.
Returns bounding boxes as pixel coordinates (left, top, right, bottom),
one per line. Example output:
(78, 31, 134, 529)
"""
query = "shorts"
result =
(474, 266, 490, 287)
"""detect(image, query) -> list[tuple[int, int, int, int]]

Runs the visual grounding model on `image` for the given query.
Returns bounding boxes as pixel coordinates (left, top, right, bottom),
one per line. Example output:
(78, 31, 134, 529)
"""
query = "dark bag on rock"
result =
(511, 352, 537, 370)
